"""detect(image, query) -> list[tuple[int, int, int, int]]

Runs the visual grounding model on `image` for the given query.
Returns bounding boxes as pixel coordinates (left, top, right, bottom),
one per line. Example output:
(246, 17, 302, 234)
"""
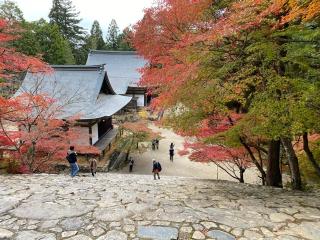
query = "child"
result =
(89, 158, 97, 177)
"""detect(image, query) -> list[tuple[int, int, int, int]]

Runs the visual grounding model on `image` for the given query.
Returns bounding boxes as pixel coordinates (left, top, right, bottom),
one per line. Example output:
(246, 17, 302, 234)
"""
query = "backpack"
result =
(157, 162, 162, 172)
(66, 155, 71, 163)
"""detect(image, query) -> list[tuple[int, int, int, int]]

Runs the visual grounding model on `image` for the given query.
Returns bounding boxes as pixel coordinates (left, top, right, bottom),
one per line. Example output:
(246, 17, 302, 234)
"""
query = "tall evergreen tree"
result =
(34, 20, 75, 65)
(49, 0, 84, 47)
(13, 20, 75, 65)
(106, 19, 120, 50)
(89, 20, 105, 50)
(73, 33, 91, 64)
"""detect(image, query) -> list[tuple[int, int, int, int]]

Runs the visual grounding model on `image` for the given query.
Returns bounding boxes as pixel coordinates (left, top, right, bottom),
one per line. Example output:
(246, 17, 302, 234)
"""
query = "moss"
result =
(298, 141, 320, 186)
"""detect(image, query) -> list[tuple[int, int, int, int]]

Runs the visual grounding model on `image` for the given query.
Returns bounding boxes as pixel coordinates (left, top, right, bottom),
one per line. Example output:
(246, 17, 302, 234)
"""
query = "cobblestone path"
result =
(0, 173, 319, 240)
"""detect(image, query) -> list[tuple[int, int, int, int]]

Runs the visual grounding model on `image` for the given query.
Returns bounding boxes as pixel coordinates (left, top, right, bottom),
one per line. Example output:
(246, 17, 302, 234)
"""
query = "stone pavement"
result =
(0, 173, 319, 240)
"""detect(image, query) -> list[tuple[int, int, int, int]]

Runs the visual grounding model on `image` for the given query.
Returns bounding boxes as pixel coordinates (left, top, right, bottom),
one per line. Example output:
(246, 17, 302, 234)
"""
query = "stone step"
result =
(0, 173, 319, 240)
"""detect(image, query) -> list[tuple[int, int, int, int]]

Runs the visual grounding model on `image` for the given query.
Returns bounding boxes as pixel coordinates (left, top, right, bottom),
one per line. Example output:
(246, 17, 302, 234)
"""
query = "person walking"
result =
(89, 157, 97, 177)
(129, 157, 134, 172)
(152, 159, 162, 180)
(155, 139, 159, 150)
(169, 142, 174, 161)
(152, 139, 156, 150)
(169, 147, 174, 162)
(66, 146, 79, 177)
(170, 142, 174, 150)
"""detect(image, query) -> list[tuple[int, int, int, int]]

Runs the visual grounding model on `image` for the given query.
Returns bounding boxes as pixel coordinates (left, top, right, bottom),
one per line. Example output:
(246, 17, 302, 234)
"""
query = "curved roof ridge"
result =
(86, 51, 147, 94)
(51, 65, 106, 71)
(89, 50, 137, 55)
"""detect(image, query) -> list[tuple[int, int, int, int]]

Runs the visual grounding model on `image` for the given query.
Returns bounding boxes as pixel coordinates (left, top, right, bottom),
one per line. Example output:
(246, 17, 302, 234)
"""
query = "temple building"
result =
(86, 50, 148, 107)
(15, 65, 132, 154)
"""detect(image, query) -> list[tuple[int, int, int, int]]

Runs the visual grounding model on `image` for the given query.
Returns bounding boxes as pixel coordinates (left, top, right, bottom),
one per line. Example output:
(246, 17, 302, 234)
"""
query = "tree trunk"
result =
(281, 137, 302, 190)
(303, 132, 320, 176)
(239, 168, 245, 183)
(240, 137, 266, 184)
(257, 149, 266, 185)
(266, 140, 282, 187)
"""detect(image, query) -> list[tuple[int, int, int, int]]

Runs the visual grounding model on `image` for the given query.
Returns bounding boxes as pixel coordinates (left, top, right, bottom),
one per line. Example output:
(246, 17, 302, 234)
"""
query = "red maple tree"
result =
(133, 0, 211, 108)
(184, 142, 251, 183)
(0, 19, 79, 173)
(0, 93, 79, 172)
(177, 113, 252, 183)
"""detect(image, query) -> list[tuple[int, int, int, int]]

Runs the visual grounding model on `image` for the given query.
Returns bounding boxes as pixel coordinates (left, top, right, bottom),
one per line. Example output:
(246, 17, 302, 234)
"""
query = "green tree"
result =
(88, 20, 105, 50)
(106, 19, 120, 50)
(13, 19, 75, 65)
(118, 27, 134, 51)
(73, 34, 91, 64)
(12, 22, 41, 56)
(0, 0, 24, 22)
(34, 20, 75, 64)
(49, 0, 84, 47)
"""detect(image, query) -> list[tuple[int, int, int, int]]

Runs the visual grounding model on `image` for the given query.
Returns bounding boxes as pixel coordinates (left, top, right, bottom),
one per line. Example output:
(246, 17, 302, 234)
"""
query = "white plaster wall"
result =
(136, 94, 145, 107)
(92, 123, 99, 144)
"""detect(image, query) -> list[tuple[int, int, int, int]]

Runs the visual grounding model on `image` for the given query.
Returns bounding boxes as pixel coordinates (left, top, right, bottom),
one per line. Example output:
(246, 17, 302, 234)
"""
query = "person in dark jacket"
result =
(67, 146, 79, 177)
(169, 148, 174, 161)
(169, 143, 174, 162)
(152, 159, 161, 180)
(152, 139, 156, 150)
(170, 142, 174, 150)
(129, 157, 134, 173)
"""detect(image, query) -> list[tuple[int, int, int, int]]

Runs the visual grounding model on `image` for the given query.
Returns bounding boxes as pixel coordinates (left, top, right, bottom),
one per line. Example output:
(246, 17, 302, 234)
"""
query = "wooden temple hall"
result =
(15, 53, 147, 155)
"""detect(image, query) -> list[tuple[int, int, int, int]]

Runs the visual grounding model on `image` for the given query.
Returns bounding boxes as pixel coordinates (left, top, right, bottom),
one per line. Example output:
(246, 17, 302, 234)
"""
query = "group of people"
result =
(66, 146, 97, 177)
(151, 138, 159, 150)
(66, 141, 175, 180)
(152, 139, 175, 161)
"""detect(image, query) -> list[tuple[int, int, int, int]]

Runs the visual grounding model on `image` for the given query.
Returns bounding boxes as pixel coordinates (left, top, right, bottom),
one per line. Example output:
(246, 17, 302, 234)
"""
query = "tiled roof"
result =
(86, 50, 147, 94)
(15, 65, 131, 120)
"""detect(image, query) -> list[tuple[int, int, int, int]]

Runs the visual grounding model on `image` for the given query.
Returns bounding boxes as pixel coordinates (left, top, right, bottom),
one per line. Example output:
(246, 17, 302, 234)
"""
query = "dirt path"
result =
(119, 123, 261, 184)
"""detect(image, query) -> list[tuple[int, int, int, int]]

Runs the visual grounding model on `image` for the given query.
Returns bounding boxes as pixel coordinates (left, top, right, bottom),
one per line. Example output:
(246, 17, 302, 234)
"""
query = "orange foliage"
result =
(122, 120, 160, 140)
(133, 0, 211, 108)
(133, 0, 319, 109)
(0, 93, 79, 172)
(281, 0, 320, 23)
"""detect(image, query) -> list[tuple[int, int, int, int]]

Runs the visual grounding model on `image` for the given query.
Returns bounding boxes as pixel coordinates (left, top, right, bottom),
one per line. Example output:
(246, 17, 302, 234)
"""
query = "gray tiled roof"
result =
(86, 50, 147, 94)
(81, 94, 132, 120)
(15, 65, 132, 120)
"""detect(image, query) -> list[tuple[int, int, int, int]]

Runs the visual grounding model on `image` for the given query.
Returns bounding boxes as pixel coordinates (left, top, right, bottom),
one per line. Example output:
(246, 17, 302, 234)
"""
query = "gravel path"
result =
(120, 124, 260, 184)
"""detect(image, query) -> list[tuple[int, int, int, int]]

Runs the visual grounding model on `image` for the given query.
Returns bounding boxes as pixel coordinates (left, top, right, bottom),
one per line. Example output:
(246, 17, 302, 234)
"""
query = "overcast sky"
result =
(14, 0, 153, 33)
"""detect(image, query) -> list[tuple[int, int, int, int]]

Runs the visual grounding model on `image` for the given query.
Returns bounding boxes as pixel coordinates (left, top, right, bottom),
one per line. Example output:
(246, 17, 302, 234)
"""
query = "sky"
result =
(13, 0, 154, 33)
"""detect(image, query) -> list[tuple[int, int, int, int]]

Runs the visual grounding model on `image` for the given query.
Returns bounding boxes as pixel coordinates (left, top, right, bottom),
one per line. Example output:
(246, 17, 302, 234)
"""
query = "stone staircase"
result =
(0, 173, 319, 240)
